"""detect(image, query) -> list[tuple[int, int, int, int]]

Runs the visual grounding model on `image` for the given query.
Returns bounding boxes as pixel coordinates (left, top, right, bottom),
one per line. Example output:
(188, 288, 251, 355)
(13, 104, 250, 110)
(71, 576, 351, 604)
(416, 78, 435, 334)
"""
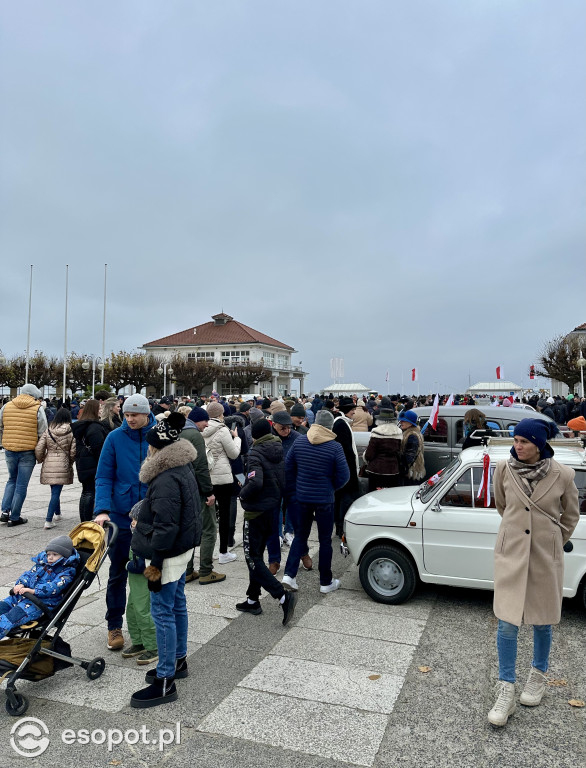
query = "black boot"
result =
(145, 656, 188, 684)
(130, 676, 178, 708)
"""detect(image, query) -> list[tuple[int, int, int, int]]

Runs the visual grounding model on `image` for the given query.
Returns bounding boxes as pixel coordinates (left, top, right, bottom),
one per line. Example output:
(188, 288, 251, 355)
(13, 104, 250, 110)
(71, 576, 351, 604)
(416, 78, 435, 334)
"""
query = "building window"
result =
(277, 354, 289, 369)
(221, 350, 250, 366)
(187, 353, 196, 360)
(196, 352, 215, 361)
(263, 352, 274, 367)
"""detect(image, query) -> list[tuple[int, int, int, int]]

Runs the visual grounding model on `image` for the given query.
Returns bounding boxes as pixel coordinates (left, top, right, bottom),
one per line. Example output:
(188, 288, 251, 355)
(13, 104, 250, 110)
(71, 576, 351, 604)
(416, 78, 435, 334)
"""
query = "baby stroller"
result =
(0, 520, 118, 716)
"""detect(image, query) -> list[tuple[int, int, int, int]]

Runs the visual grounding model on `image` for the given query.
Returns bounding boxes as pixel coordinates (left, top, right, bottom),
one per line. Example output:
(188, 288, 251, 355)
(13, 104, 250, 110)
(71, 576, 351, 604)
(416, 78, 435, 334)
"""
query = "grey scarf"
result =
(508, 456, 551, 497)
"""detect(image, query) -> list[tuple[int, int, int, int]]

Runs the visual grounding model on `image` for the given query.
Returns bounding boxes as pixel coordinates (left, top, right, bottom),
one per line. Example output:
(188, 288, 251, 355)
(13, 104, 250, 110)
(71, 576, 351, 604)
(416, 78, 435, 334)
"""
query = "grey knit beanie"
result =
(122, 394, 150, 414)
(46, 535, 74, 559)
(315, 410, 335, 429)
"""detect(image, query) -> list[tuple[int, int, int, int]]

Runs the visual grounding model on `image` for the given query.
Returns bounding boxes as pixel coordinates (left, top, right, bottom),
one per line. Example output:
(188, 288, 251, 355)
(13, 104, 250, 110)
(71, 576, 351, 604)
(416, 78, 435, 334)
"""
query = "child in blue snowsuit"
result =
(0, 535, 79, 639)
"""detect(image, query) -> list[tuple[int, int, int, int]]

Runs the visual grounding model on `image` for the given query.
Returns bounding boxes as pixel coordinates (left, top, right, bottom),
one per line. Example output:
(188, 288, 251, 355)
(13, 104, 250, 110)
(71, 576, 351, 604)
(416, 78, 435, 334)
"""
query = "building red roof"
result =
(143, 314, 295, 351)
(572, 322, 586, 332)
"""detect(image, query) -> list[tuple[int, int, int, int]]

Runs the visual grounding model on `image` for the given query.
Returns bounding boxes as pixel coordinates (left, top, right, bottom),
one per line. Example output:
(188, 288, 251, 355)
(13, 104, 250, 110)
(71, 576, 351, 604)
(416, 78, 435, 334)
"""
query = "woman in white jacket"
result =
(203, 402, 242, 563)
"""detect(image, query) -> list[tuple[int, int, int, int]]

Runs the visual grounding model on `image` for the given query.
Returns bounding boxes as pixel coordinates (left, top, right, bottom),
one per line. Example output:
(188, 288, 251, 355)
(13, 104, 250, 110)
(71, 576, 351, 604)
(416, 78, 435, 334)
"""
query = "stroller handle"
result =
(104, 519, 119, 549)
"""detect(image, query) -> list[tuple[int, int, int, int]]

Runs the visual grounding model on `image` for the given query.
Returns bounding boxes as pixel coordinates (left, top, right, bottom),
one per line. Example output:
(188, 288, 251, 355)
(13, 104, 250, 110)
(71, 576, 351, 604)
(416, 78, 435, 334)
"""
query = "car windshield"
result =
(419, 457, 461, 502)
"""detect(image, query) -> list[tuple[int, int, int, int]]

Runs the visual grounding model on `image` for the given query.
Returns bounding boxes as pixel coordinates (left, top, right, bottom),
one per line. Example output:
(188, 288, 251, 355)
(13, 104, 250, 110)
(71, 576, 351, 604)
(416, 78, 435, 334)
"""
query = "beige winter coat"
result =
(34, 423, 76, 485)
(493, 459, 579, 627)
(351, 407, 373, 432)
(202, 418, 242, 486)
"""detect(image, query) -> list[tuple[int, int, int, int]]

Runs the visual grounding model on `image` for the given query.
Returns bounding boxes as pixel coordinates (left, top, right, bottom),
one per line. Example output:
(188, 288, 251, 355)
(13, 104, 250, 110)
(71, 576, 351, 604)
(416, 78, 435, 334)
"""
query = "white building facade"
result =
(142, 313, 307, 398)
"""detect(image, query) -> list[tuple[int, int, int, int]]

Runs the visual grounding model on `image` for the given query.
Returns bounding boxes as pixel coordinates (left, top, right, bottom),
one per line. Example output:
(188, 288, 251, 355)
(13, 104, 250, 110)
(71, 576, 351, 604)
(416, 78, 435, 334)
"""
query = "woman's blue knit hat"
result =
(397, 410, 417, 427)
(513, 418, 557, 458)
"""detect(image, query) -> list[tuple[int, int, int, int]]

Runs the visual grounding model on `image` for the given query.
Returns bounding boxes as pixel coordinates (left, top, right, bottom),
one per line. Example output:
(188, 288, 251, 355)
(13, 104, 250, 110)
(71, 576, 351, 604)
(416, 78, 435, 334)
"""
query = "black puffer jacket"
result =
(72, 420, 108, 482)
(132, 440, 201, 570)
(239, 434, 284, 516)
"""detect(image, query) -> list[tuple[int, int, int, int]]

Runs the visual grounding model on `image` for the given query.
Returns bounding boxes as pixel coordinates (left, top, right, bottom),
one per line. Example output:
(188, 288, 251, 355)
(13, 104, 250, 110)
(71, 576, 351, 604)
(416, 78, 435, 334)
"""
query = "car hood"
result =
(345, 486, 415, 527)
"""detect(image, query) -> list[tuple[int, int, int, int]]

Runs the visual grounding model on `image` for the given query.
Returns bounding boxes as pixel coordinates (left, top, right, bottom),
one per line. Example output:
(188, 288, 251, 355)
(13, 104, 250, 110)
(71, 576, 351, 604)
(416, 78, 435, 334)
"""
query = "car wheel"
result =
(359, 545, 417, 604)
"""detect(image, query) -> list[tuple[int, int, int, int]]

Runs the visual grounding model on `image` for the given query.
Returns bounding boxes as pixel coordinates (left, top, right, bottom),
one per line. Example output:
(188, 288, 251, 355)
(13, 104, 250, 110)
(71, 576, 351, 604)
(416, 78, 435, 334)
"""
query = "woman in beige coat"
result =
(488, 419, 579, 727)
(202, 401, 241, 564)
(34, 408, 76, 530)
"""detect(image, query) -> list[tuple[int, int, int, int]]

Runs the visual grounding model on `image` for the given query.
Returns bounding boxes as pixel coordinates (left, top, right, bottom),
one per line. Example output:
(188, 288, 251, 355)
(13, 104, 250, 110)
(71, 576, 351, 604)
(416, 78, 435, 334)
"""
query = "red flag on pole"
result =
(496, 366, 503, 380)
(445, 394, 454, 407)
(411, 368, 418, 382)
(429, 393, 439, 430)
(529, 365, 535, 380)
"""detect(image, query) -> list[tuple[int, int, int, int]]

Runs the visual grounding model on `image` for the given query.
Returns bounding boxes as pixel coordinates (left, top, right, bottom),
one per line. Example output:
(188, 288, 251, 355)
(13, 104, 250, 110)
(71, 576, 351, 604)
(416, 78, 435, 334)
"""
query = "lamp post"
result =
(577, 348, 586, 399)
(82, 356, 104, 399)
(0, 351, 5, 400)
(156, 364, 174, 397)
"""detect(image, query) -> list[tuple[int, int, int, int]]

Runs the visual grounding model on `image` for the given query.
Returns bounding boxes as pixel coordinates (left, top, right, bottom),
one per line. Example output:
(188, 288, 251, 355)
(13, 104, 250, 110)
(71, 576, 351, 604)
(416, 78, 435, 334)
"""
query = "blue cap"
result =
(398, 410, 417, 426)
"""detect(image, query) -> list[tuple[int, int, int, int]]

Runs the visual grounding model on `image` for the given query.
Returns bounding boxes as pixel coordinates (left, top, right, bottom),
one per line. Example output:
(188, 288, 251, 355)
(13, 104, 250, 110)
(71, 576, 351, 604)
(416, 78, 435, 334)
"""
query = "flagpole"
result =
(25, 265, 33, 384)
(63, 264, 69, 400)
(401, 371, 404, 396)
(101, 263, 107, 384)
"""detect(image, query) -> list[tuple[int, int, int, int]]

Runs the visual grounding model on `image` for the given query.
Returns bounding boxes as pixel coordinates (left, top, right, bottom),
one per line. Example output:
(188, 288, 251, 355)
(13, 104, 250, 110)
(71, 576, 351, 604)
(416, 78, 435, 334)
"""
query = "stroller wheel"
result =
(86, 657, 106, 680)
(5, 692, 29, 717)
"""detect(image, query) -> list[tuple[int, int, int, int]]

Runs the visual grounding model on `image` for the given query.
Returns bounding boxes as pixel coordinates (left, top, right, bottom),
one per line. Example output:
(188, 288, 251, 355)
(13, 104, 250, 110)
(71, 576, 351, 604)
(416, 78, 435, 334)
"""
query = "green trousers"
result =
(187, 499, 217, 578)
(126, 571, 157, 652)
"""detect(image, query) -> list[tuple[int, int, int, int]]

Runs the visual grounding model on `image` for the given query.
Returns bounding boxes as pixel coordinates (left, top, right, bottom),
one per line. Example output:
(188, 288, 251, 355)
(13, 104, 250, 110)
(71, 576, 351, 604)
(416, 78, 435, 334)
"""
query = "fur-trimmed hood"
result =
(371, 423, 402, 438)
(139, 439, 196, 484)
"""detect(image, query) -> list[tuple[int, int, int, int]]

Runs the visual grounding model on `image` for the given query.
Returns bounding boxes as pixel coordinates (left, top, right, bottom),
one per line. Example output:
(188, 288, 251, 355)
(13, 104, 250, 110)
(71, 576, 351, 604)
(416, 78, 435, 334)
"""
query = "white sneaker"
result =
(488, 681, 516, 726)
(53, 513, 62, 520)
(284, 532, 294, 547)
(44, 521, 56, 529)
(282, 574, 299, 591)
(218, 552, 237, 564)
(520, 667, 547, 706)
(320, 579, 341, 594)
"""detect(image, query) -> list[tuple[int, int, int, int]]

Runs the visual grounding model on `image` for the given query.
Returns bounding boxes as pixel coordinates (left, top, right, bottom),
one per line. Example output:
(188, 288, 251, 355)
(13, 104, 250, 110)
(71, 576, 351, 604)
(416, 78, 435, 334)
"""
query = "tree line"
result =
(0, 351, 271, 395)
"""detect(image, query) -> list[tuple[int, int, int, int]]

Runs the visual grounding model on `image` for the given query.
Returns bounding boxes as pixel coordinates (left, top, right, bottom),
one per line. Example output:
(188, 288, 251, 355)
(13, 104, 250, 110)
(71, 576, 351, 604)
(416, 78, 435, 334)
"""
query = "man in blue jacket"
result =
(94, 394, 156, 651)
(282, 409, 349, 594)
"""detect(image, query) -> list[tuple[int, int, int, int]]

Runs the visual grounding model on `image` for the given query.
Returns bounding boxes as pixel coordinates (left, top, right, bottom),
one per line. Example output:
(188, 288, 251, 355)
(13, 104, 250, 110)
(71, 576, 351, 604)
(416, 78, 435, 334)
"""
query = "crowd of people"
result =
(0, 384, 584, 711)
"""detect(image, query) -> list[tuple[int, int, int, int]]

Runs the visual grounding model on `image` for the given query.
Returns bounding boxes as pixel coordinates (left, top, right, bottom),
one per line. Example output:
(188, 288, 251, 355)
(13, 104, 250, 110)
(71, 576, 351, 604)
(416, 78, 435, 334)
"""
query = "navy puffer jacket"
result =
(285, 425, 350, 504)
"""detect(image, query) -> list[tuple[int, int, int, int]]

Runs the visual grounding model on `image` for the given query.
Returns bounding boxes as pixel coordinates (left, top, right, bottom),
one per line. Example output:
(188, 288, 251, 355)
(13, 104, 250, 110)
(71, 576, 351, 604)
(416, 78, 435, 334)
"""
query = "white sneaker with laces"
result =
(282, 574, 299, 591)
(520, 667, 547, 706)
(44, 521, 56, 529)
(488, 680, 516, 726)
(320, 579, 341, 594)
(218, 552, 237, 564)
(53, 513, 62, 520)
(284, 532, 294, 547)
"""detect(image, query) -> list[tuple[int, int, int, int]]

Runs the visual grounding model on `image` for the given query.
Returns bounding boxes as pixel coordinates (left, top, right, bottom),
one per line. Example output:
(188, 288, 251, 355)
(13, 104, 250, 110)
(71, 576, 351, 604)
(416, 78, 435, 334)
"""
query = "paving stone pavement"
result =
(0, 454, 584, 768)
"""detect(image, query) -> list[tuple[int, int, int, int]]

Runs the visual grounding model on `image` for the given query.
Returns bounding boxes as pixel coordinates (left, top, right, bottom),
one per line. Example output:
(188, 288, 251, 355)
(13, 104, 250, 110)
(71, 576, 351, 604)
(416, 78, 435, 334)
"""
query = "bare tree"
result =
(535, 334, 582, 391)
(169, 355, 221, 395)
(218, 363, 271, 393)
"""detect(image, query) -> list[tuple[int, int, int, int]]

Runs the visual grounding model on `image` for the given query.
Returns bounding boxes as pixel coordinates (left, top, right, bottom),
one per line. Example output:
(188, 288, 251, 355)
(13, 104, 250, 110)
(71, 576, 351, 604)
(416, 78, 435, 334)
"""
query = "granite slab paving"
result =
(198, 687, 389, 766)
(239, 655, 403, 714)
(297, 604, 427, 645)
(272, 626, 416, 676)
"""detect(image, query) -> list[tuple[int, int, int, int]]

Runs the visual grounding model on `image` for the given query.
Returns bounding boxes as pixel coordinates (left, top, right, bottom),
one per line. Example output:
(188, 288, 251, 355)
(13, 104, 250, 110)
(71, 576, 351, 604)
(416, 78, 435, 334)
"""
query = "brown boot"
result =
(301, 554, 313, 571)
(268, 562, 281, 575)
(107, 628, 124, 651)
(185, 571, 199, 583)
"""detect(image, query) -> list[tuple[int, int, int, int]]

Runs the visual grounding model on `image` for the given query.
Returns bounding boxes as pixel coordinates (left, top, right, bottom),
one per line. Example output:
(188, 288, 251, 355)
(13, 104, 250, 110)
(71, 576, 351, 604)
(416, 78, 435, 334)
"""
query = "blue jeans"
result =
(47, 484, 63, 522)
(150, 573, 188, 680)
(497, 620, 553, 683)
(2, 450, 36, 521)
(285, 502, 334, 586)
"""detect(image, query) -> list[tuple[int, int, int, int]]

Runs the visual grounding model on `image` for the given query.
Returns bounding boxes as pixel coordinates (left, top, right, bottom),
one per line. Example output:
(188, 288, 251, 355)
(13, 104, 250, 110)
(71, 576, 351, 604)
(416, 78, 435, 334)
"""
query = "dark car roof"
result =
(411, 405, 553, 422)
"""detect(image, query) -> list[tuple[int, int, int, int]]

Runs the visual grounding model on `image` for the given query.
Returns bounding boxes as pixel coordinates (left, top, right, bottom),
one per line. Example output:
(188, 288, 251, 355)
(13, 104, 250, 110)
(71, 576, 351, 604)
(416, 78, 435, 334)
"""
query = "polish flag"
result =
(496, 366, 503, 380)
(445, 394, 454, 407)
(477, 453, 492, 507)
(429, 393, 440, 430)
(411, 368, 418, 382)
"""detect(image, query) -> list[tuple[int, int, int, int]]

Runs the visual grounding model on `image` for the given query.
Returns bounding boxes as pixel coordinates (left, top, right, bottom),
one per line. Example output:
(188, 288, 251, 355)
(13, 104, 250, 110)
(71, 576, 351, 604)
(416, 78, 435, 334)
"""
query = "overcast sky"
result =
(1, 1, 584, 394)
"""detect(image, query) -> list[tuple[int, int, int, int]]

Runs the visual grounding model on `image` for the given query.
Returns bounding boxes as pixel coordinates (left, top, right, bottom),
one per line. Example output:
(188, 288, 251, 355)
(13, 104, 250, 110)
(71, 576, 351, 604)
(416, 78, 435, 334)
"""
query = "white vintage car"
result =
(342, 438, 586, 608)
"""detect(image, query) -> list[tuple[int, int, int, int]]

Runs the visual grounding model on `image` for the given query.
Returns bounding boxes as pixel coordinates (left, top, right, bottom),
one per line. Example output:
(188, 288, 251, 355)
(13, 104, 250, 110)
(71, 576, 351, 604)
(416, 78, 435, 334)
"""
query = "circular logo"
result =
(10, 717, 50, 758)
